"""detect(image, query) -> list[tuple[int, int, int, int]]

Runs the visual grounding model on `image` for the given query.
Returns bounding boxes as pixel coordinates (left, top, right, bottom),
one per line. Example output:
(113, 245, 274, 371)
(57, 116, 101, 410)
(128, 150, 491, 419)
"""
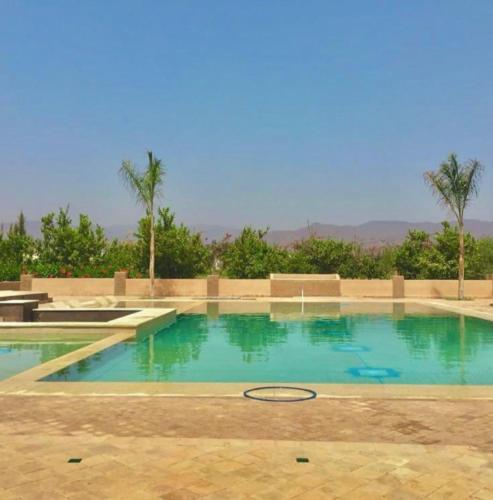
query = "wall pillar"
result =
(114, 271, 128, 296)
(19, 274, 33, 292)
(207, 275, 219, 297)
(392, 275, 405, 298)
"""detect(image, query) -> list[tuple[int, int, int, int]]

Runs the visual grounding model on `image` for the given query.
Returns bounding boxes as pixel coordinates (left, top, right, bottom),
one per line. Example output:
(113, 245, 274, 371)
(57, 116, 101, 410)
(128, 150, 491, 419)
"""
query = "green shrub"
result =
(221, 227, 288, 278)
(135, 208, 212, 278)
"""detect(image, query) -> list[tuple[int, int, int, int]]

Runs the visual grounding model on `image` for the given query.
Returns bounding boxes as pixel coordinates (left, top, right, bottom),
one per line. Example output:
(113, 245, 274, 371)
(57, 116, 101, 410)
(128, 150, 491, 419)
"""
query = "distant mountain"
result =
(190, 224, 241, 242)
(267, 221, 443, 246)
(192, 220, 493, 247)
(3, 219, 493, 247)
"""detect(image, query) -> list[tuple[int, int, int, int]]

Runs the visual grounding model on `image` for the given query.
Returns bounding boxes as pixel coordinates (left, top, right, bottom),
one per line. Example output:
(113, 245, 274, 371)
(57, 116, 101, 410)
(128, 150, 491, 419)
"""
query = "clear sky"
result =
(1, 0, 492, 229)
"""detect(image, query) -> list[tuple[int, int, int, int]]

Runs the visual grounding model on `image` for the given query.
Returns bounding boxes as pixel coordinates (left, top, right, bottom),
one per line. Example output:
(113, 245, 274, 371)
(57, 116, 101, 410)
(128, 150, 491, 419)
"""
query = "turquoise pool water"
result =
(44, 304, 493, 385)
(0, 341, 89, 380)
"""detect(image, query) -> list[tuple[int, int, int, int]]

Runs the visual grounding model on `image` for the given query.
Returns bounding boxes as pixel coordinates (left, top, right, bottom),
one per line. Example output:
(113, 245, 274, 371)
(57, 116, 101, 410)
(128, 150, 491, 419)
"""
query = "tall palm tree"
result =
(120, 151, 165, 297)
(424, 154, 484, 300)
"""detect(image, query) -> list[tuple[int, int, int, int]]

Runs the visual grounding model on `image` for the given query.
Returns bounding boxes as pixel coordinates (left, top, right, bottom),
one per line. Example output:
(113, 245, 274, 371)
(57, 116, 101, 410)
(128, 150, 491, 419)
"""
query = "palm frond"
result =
(143, 150, 165, 208)
(424, 154, 484, 222)
(424, 169, 459, 219)
(119, 160, 148, 209)
(463, 159, 484, 203)
(119, 152, 166, 213)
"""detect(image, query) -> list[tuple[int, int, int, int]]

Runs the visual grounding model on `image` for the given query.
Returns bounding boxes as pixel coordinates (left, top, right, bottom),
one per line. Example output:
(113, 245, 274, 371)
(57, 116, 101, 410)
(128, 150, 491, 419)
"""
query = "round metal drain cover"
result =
(243, 386, 317, 402)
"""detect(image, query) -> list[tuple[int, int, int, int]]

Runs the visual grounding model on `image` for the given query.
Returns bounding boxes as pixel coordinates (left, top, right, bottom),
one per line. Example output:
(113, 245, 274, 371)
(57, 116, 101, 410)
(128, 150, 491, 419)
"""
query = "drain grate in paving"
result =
(296, 457, 310, 463)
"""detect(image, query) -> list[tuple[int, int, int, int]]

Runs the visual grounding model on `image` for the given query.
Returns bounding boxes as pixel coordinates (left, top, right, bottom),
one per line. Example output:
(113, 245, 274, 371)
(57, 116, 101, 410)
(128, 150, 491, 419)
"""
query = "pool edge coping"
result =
(2, 381, 493, 400)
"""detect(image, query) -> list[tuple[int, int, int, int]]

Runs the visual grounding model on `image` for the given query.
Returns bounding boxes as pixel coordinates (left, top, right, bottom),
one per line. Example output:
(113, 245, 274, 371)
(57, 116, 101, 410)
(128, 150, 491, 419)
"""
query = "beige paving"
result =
(1, 395, 493, 499)
(2, 396, 493, 450)
(2, 435, 492, 500)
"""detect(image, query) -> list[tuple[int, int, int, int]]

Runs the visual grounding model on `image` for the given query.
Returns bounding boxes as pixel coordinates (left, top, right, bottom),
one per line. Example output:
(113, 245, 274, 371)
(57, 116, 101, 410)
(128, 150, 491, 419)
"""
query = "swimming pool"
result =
(0, 341, 89, 380)
(42, 302, 493, 385)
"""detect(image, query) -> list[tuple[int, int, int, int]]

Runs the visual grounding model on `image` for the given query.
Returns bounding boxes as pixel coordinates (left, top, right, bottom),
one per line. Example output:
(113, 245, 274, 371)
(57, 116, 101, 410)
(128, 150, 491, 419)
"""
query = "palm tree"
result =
(120, 151, 165, 297)
(424, 154, 484, 300)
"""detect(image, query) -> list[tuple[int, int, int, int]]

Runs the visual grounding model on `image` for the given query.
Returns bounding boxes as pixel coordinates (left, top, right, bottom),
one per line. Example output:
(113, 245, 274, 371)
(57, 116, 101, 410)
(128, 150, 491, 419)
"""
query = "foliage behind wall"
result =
(2, 211, 493, 281)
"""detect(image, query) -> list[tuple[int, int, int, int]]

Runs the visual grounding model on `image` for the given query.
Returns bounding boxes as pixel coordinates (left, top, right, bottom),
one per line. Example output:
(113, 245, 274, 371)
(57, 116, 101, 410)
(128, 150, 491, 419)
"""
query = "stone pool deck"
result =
(1, 395, 492, 499)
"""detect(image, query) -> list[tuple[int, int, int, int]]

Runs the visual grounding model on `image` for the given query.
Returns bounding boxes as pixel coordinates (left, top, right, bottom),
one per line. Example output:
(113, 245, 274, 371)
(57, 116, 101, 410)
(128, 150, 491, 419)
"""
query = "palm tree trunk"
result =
(458, 221, 465, 300)
(149, 210, 155, 298)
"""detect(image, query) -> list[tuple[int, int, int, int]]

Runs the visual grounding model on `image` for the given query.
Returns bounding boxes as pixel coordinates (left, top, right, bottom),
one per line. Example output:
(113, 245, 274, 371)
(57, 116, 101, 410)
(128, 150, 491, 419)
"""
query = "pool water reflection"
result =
(44, 302, 493, 385)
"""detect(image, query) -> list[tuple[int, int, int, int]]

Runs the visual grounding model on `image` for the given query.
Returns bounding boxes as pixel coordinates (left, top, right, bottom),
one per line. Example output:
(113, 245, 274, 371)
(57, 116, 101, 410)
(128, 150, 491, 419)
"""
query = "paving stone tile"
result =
(0, 394, 492, 499)
(472, 488, 493, 499)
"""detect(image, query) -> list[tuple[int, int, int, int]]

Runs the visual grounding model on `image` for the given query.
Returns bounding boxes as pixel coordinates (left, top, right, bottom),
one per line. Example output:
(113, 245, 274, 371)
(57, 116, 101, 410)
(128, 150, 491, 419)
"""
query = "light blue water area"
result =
(0, 341, 89, 380)
(43, 306, 493, 385)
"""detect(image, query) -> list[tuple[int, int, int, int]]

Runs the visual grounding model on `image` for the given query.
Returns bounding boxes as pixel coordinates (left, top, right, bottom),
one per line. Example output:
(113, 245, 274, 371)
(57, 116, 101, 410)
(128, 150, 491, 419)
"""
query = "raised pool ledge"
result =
(0, 308, 176, 391)
(0, 308, 176, 340)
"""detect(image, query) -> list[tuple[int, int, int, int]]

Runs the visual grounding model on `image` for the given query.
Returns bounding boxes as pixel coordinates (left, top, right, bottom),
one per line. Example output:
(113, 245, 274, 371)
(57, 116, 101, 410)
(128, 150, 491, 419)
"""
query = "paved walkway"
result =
(1, 395, 492, 499)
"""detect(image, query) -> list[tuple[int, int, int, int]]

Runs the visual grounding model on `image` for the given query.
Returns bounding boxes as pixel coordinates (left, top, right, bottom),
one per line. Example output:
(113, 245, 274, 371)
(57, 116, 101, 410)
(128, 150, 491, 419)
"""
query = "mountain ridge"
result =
(193, 220, 493, 246)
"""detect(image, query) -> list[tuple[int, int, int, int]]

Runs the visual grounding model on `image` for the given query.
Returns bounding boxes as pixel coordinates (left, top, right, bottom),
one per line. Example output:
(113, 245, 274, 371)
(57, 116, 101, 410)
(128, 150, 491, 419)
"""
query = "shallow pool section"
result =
(43, 304, 493, 385)
(0, 341, 90, 380)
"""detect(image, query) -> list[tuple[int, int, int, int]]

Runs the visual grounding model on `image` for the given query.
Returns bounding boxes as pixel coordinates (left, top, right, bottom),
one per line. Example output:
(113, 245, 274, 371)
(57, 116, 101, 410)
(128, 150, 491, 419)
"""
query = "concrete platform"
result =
(0, 291, 52, 304)
(0, 300, 39, 322)
(0, 308, 175, 338)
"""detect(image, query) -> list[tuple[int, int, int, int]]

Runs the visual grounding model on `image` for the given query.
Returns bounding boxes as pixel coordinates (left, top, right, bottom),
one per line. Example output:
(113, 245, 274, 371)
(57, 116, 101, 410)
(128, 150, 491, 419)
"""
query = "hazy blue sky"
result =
(1, 0, 492, 229)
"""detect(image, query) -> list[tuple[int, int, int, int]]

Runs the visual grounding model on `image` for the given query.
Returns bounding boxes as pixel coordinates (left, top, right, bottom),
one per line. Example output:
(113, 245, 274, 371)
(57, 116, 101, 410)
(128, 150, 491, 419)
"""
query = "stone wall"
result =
(31, 278, 114, 296)
(340, 279, 393, 297)
(219, 279, 270, 297)
(405, 279, 493, 298)
(271, 278, 341, 297)
(0, 281, 20, 291)
(18, 274, 493, 298)
(125, 279, 207, 297)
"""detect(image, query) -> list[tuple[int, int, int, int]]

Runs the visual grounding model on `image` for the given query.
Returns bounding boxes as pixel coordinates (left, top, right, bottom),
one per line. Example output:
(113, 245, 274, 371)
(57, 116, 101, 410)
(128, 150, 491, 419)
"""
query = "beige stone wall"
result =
(20, 274, 32, 291)
(341, 279, 393, 297)
(0, 281, 20, 291)
(21, 275, 493, 298)
(113, 271, 128, 296)
(218, 279, 270, 297)
(126, 279, 207, 297)
(392, 275, 405, 298)
(207, 275, 219, 296)
(405, 279, 493, 298)
(31, 278, 114, 296)
(464, 280, 493, 297)
(270, 273, 340, 280)
(271, 279, 341, 297)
